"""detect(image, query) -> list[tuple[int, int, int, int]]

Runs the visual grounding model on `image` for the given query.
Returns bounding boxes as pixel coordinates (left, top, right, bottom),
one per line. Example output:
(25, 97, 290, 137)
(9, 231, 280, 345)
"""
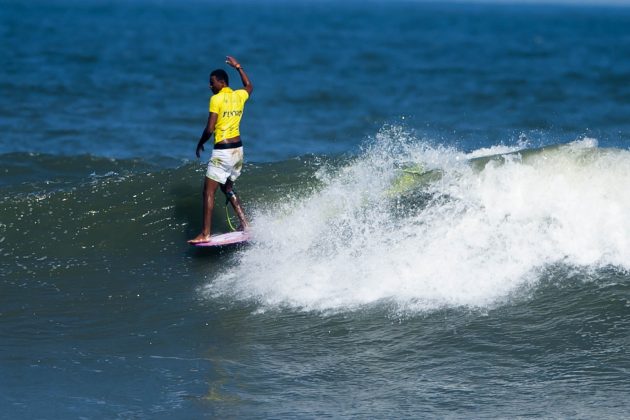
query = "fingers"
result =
(225, 56, 239, 67)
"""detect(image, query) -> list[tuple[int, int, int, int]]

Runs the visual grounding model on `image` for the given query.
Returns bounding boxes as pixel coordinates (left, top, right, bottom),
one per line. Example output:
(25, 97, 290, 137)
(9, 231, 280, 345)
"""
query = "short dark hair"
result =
(210, 69, 229, 85)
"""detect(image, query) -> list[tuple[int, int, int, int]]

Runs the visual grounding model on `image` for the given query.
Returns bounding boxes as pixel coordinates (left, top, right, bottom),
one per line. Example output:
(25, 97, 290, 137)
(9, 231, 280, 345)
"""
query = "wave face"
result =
(203, 131, 630, 312)
(3, 134, 628, 315)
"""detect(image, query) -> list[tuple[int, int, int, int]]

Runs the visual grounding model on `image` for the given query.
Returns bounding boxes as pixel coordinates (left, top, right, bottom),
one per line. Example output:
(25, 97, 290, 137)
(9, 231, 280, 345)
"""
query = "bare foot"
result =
(188, 233, 211, 244)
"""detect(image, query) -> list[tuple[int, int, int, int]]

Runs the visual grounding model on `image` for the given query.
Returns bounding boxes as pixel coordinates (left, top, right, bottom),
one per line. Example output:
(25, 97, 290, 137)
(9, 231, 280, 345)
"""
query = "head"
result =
(209, 69, 229, 94)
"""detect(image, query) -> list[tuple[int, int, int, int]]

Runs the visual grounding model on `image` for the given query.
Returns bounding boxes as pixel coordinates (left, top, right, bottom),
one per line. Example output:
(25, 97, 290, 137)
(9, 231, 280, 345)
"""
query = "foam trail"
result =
(202, 131, 630, 313)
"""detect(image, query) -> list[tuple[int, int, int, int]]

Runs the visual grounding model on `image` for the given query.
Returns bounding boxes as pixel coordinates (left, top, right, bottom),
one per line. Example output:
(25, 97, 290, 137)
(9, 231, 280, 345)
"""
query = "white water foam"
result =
(202, 130, 630, 313)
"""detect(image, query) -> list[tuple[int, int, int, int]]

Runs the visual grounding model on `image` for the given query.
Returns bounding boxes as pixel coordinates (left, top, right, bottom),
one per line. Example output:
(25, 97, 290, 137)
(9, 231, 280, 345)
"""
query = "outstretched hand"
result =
(225, 56, 240, 68)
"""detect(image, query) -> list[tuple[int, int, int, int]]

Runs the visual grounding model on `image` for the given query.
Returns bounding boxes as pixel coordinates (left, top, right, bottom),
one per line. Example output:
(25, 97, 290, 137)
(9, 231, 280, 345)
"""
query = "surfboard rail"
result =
(190, 231, 251, 247)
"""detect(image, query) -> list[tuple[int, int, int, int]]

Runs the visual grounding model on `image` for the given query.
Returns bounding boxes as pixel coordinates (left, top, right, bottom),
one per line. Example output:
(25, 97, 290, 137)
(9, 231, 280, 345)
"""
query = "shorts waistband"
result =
(214, 141, 243, 150)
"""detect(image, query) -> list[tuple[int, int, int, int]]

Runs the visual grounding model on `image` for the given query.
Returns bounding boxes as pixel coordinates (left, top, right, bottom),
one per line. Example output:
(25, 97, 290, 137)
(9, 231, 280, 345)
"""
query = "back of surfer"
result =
(188, 56, 253, 244)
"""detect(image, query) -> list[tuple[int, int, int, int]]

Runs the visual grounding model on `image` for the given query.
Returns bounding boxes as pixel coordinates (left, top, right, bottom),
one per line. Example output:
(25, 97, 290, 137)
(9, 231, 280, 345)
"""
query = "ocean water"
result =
(2, 0, 630, 418)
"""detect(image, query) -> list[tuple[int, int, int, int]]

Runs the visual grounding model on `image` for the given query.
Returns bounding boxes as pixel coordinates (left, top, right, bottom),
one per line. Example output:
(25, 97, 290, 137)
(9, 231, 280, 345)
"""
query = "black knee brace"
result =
(221, 185, 237, 204)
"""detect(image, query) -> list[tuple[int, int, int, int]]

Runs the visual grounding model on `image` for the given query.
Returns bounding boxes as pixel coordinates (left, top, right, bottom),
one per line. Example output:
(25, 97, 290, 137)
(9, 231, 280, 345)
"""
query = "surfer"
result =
(188, 56, 253, 244)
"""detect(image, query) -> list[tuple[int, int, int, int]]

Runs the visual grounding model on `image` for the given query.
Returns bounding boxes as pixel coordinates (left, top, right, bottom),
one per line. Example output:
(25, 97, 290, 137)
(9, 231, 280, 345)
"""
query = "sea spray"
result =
(202, 133, 630, 313)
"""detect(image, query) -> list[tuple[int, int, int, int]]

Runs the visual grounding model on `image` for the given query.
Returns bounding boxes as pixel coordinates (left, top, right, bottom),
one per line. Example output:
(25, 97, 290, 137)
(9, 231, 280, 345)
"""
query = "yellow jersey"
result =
(209, 87, 249, 143)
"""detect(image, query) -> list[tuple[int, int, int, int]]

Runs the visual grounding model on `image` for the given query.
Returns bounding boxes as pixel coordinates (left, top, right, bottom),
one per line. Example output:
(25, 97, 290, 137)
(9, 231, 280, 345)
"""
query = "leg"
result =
(221, 179, 249, 231)
(188, 177, 220, 243)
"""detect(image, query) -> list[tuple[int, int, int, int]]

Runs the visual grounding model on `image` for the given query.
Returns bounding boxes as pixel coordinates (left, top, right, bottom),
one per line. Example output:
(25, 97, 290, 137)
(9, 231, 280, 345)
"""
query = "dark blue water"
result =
(2, 0, 630, 417)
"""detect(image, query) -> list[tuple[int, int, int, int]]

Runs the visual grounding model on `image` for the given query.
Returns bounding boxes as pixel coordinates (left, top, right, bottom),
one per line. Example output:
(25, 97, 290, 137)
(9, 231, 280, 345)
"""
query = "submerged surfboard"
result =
(190, 231, 251, 247)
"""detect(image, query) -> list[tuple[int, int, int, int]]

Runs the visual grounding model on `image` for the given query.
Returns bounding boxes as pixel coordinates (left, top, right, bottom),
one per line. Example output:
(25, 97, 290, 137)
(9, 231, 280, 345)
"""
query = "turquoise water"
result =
(2, 0, 630, 417)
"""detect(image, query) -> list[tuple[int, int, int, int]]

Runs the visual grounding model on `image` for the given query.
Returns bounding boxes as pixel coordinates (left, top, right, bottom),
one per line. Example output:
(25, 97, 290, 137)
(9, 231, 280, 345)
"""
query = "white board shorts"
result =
(206, 147, 244, 184)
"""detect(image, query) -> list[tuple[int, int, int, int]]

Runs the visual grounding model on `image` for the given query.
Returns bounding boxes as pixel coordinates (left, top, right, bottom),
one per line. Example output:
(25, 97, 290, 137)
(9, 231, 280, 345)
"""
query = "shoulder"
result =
(209, 93, 222, 112)
(210, 93, 223, 104)
(235, 89, 249, 101)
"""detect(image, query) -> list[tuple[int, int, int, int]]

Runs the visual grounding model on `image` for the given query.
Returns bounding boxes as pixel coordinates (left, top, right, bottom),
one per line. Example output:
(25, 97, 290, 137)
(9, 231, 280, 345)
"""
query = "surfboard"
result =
(190, 231, 251, 247)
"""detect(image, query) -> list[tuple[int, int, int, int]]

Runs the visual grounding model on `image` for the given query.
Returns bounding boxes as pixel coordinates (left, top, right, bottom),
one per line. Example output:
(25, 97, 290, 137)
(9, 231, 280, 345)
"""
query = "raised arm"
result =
(225, 56, 253, 95)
